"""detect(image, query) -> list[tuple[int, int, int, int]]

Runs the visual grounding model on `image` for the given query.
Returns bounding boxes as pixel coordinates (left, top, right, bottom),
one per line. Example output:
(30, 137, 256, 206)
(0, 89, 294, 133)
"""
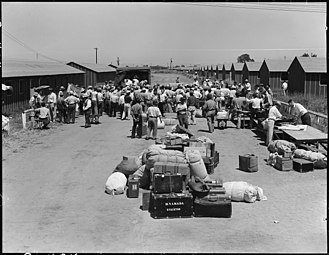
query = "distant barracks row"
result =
(2, 56, 327, 113)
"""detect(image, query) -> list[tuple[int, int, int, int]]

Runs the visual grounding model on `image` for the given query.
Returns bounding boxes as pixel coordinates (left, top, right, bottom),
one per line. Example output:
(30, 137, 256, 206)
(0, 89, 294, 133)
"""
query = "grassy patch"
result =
(272, 89, 327, 115)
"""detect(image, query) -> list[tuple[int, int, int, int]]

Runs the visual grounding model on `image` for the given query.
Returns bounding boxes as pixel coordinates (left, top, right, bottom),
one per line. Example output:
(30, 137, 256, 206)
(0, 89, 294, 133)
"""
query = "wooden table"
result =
(279, 125, 328, 150)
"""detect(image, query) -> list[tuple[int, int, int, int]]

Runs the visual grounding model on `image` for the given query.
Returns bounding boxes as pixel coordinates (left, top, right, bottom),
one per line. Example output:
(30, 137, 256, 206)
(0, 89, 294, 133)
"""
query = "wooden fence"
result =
(278, 100, 328, 134)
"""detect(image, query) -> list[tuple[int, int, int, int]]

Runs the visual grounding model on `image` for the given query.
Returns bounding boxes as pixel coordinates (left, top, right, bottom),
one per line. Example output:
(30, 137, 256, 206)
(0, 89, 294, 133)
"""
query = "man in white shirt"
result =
(244, 79, 251, 93)
(266, 101, 283, 145)
(47, 88, 57, 122)
(35, 102, 51, 129)
(288, 99, 311, 126)
(282, 81, 288, 96)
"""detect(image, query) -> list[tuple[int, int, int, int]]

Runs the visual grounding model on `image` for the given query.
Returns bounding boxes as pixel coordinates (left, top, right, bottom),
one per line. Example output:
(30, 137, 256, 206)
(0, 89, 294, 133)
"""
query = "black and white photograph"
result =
(2, 2, 327, 253)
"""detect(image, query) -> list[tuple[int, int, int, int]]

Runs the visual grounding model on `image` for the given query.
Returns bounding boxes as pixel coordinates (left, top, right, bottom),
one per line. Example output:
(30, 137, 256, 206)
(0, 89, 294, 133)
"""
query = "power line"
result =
(170, 2, 326, 13)
(3, 28, 66, 64)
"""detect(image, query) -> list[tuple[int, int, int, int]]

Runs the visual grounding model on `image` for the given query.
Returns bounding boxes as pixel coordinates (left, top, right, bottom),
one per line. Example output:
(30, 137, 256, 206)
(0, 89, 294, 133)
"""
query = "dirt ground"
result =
(2, 72, 327, 253)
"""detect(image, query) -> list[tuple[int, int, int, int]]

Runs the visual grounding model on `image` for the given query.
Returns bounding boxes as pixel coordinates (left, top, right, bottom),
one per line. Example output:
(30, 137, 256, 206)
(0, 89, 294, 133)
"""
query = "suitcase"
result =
(202, 156, 216, 174)
(149, 192, 194, 219)
(165, 136, 183, 146)
(165, 144, 184, 152)
(194, 193, 232, 218)
(214, 151, 219, 167)
(293, 158, 314, 173)
(207, 180, 225, 194)
(184, 146, 207, 157)
(238, 154, 258, 172)
(126, 175, 140, 198)
(152, 173, 184, 194)
(281, 151, 293, 158)
(141, 190, 151, 211)
(153, 162, 189, 176)
(274, 156, 293, 171)
(188, 140, 215, 157)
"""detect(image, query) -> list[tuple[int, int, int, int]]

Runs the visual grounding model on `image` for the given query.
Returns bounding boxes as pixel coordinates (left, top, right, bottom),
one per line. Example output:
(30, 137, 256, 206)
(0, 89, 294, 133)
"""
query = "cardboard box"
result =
(184, 146, 207, 157)
(275, 157, 293, 171)
(188, 140, 215, 157)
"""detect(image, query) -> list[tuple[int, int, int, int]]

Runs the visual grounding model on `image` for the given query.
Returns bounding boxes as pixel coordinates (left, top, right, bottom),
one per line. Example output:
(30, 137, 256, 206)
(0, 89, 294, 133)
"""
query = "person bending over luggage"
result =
(202, 93, 219, 133)
(130, 98, 143, 138)
(35, 102, 51, 129)
(288, 99, 311, 126)
(176, 96, 189, 129)
(146, 99, 162, 140)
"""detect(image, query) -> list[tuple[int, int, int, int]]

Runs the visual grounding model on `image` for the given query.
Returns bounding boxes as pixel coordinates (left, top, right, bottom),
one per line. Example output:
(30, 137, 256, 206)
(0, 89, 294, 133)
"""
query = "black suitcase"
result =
(194, 193, 232, 218)
(293, 158, 314, 173)
(202, 156, 216, 174)
(149, 192, 193, 219)
(153, 173, 184, 194)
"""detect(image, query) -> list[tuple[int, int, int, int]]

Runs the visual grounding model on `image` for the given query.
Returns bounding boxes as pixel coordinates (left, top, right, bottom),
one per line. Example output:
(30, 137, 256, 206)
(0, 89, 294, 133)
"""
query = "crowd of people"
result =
(27, 74, 311, 145)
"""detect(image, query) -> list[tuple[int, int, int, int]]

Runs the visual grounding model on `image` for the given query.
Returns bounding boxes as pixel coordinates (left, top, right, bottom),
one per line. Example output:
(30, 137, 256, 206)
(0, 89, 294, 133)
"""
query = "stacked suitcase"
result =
(192, 179, 232, 218)
(186, 139, 220, 174)
(148, 162, 194, 219)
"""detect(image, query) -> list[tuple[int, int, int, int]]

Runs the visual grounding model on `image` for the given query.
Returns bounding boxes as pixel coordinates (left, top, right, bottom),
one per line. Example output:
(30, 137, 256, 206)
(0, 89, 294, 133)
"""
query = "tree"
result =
(301, 52, 309, 57)
(237, 54, 255, 63)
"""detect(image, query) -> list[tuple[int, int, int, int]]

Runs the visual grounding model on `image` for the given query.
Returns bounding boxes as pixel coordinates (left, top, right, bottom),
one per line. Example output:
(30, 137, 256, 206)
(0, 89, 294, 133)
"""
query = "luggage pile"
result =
(105, 131, 237, 218)
(267, 140, 327, 172)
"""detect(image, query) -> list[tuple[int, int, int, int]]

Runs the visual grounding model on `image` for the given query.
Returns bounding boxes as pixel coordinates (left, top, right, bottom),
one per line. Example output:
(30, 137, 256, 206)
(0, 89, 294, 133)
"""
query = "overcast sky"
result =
(2, 2, 327, 66)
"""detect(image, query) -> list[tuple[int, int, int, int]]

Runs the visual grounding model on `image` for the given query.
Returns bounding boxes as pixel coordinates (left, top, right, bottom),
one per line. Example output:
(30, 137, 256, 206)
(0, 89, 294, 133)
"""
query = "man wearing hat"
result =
(266, 101, 283, 145)
(202, 93, 219, 133)
(58, 86, 65, 98)
(82, 93, 92, 128)
(64, 91, 80, 124)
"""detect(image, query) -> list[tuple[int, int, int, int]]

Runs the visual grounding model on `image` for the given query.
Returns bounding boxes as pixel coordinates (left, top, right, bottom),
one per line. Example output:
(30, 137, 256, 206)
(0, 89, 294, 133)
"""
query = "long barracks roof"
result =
(67, 62, 117, 73)
(295, 57, 327, 73)
(2, 59, 85, 78)
(232, 62, 244, 71)
(223, 63, 233, 70)
(116, 66, 151, 72)
(244, 61, 263, 72)
(263, 59, 291, 72)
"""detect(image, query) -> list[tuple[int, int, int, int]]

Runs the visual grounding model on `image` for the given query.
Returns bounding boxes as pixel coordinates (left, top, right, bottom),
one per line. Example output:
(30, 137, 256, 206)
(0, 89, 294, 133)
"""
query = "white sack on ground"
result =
(223, 181, 267, 203)
(293, 149, 326, 162)
(105, 172, 127, 195)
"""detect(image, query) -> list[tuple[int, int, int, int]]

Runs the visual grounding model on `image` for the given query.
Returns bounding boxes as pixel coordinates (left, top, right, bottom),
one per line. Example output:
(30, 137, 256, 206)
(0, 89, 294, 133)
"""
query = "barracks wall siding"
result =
(2, 73, 84, 113)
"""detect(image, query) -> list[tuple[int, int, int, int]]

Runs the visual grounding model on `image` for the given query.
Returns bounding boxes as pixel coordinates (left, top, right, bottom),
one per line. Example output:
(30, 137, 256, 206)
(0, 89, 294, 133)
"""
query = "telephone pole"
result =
(94, 48, 98, 64)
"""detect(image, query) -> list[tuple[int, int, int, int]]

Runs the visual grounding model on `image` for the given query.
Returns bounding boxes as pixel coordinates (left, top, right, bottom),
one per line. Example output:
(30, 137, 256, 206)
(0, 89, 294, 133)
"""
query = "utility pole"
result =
(94, 48, 98, 64)
(117, 57, 120, 66)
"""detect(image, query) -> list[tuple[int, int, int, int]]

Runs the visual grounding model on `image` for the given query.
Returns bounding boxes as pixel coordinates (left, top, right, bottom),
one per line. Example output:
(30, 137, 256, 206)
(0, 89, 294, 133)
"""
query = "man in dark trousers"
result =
(130, 98, 143, 138)
(82, 93, 92, 128)
(64, 91, 80, 124)
(202, 93, 218, 133)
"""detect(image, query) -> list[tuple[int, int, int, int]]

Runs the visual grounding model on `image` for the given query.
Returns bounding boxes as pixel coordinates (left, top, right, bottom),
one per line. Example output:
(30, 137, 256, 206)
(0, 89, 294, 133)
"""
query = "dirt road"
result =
(2, 73, 327, 253)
